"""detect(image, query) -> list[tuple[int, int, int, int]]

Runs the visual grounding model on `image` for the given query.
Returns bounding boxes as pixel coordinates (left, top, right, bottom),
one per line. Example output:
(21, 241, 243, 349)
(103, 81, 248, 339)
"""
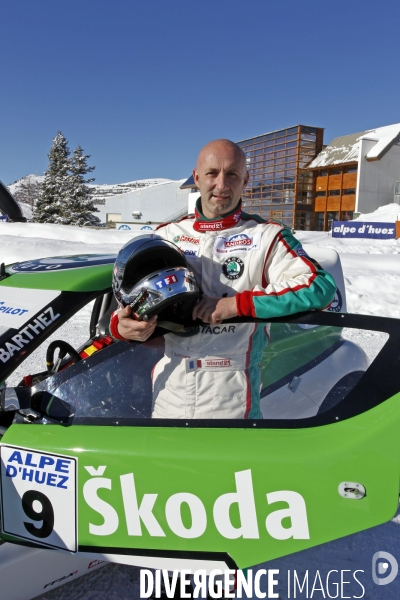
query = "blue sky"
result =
(2, 0, 400, 185)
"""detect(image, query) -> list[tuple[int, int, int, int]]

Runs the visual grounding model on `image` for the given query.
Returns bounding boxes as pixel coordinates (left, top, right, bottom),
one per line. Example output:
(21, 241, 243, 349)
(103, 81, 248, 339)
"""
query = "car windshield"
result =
(31, 318, 389, 426)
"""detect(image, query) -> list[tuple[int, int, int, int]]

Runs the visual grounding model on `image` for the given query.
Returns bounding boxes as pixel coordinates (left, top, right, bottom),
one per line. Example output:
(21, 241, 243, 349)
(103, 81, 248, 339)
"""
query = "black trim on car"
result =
(78, 545, 239, 569)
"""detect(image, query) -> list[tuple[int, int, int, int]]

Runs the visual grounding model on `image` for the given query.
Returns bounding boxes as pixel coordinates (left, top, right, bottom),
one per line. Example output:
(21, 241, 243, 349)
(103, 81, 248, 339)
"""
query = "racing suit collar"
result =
(193, 198, 242, 232)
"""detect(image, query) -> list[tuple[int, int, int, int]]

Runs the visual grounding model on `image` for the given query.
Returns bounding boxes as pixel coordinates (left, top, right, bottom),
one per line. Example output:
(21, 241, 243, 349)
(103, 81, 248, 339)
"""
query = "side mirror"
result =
(0, 388, 74, 425)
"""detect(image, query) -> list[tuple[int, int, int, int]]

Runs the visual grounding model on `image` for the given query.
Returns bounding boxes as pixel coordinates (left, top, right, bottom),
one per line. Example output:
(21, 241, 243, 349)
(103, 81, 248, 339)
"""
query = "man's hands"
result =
(117, 306, 158, 342)
(116, 296, 238, 342)
(192, 296, 238, 325)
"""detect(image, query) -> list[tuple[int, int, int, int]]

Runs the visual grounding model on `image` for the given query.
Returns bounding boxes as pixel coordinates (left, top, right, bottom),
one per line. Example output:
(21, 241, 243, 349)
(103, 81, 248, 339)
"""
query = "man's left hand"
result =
(192, 296, 238, 325)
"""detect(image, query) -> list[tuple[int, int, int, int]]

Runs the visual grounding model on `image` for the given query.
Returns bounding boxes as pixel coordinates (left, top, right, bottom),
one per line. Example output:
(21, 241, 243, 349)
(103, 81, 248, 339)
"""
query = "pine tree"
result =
(33, 134, 100, 226)
(11, 175, 42, 210)
(33, 132, 71, 223)
(61, 146, 100, 226)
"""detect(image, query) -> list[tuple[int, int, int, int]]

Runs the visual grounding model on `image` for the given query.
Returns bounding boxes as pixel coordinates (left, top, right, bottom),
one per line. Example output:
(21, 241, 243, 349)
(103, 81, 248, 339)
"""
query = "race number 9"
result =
(22, 490, 54, 538)
(1, 446, 77, 551)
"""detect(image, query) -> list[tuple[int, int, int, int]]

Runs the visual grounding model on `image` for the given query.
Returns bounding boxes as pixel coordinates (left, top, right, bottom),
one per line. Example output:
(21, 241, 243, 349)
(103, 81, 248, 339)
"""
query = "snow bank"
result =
(0, 222, 142, 244)
(353, 202, 400, 222)
(0, 222, 145, 265)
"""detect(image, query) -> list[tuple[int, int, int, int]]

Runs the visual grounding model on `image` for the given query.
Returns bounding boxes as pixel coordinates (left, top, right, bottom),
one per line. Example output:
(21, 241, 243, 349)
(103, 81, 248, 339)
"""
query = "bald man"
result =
(113, 139, 336, 419)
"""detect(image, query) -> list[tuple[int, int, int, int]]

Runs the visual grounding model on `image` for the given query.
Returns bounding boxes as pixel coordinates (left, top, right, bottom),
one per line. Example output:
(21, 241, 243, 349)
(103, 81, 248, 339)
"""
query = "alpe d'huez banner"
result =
(332, 221, 396, 239)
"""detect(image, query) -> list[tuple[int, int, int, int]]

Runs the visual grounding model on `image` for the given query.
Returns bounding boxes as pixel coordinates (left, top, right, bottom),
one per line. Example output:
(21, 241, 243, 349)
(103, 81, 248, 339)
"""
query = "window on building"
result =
(295, 211, 312, 231)
(344, 166, 357, 173)
(315, 191, 326, 197)
(297, 191, 313, 204)
(395, 182, 400, 204)
(314, 212, 325, 231)
(301, 126, 317, 134)
(330, 169, 341, 175)
(329, 190, 340, 196)
(343, 189, 356, 195)
(319, 170, 328, 176)
(283, 191, 295, 202)
(341, 211, 354, 221)
(327, 212, 339, 230)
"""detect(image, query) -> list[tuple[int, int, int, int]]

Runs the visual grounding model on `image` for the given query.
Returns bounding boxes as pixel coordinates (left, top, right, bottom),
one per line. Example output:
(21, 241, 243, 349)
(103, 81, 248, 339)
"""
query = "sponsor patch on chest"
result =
(222, 257, 244, 280)
(173, 235, 201, 258)
(213, 232, 261, 255)
(178, 245, 200, 258)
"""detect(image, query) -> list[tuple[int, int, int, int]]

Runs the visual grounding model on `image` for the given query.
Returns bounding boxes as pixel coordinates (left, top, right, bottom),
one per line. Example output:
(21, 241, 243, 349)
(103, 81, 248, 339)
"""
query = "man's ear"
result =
(243, 170, 249, 188)
(193, 168, 200, 188)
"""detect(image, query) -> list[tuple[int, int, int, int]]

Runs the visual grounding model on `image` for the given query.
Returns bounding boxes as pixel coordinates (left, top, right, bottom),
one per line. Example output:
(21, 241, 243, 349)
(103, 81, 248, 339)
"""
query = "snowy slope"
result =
(1, 211, 400, 599)
(7, 174, 44, 196)
(7, 175, 173, 213)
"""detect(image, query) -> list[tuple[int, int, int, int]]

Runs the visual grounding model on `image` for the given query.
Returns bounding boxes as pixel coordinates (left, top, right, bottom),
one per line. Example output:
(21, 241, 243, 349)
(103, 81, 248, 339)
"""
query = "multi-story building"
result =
(236, 125, 324, 229)
(307, 123, 400, 230)
(181, 122, 400, 231)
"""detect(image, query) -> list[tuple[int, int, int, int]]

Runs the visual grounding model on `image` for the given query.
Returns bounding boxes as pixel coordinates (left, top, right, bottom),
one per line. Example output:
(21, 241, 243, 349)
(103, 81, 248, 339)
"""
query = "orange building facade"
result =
(307, 163, 358, 231)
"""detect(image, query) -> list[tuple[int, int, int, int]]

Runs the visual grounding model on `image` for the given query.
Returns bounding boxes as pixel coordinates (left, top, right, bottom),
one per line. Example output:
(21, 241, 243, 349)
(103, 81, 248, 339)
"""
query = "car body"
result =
(0, 248, 399, 599)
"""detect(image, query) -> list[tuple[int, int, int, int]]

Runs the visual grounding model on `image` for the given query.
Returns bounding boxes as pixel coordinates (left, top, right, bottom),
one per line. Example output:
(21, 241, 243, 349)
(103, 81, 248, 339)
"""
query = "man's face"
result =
(193, 143, 249, 219)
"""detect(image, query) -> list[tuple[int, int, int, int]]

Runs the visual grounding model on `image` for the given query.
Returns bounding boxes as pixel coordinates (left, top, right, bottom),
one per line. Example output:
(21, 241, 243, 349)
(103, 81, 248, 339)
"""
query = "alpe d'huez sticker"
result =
(327, 288, 343, 313)
(0, 445, 77, 552)
(222, 257, 244, 280)
(213, 233, 261, 255)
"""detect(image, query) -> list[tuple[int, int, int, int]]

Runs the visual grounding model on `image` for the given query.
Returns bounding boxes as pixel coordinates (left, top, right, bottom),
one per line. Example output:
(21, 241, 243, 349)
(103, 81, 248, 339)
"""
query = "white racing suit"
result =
(151, 200, 336, 419)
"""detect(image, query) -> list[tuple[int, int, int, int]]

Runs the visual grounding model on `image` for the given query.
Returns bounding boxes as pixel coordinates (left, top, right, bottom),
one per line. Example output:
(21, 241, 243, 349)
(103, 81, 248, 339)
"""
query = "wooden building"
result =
(306, 124, 400, 230)
(236, 125, 324, 230)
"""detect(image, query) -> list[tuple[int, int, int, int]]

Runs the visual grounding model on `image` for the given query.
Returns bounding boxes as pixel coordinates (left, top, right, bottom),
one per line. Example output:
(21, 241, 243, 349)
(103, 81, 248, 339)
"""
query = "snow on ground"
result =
(353, 202, 400, 222)
(296, 227, 400, 319)
(2, 208, 400, 599)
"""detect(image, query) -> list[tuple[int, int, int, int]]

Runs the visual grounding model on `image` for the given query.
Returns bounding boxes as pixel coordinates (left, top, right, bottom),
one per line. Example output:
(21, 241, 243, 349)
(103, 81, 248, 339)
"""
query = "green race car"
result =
(0, 251, 399, 598)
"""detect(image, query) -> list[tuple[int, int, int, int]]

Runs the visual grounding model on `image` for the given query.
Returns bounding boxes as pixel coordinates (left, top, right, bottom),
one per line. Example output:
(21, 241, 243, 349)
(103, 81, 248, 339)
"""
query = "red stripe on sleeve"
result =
(110, 311, 130, 342)
(236, 291, 256, 317)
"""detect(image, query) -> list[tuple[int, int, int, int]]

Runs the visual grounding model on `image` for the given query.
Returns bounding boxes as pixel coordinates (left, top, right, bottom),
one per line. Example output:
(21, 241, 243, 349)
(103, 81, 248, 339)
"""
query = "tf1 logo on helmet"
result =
(155, 275, 178, 289)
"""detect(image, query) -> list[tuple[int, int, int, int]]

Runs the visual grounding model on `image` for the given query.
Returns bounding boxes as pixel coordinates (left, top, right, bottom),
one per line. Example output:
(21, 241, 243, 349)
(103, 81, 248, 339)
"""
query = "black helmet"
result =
(112, 234, 200, 323)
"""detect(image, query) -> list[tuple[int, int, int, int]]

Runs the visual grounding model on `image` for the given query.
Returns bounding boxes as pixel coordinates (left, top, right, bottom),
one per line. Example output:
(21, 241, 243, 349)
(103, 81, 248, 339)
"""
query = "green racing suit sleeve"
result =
(236, 228, 337, 319)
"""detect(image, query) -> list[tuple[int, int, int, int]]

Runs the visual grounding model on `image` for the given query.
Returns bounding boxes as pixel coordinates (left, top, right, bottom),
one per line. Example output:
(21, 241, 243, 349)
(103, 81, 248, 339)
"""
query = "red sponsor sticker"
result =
(225, 238, 252, 247)
(198, 358, 231, 368)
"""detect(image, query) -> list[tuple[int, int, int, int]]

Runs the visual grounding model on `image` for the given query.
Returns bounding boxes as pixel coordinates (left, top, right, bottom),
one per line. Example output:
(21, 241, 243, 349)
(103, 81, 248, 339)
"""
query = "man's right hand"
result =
(117, 306, 158, 342)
